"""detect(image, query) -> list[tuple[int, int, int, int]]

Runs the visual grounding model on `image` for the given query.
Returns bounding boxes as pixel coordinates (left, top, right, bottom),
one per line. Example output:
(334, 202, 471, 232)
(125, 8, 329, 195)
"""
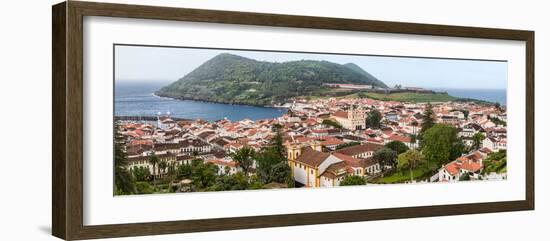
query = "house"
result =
(207, 159, 240, 175)
(438, 157, 483, 182)
(287, 141, 381, 187)
(179, 139, 212, 154)
(482, 137, 506, 151)
(459, 123, 485, 138)
(382, 134, 418, 149)
(126, 153, 178, 177)
(290, 147, 338, 187)
(334, 143, 384, 159)
(319, 137, 344, 151)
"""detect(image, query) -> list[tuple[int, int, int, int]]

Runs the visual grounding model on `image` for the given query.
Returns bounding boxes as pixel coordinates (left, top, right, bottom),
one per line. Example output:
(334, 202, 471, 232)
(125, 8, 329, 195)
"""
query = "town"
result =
(114, 96, 508, 195)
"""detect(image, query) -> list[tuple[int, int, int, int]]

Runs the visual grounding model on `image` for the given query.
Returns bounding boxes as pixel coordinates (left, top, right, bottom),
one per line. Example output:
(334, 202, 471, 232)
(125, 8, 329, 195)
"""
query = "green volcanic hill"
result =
(343, 63, 387, 88)
(156, 53, 388, 106)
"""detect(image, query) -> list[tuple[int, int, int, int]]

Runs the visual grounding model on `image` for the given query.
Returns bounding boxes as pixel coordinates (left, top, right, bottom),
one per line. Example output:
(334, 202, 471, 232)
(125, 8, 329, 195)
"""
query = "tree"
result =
(135, 182, 154, 194)
(397, 150, 425, 182)
(256, 132, 288, 181)
(385, 140, 409, 155)
(335, 142, 360, 150)
(472, 132, 485, 151)
(421, 124, 464, 166)
(270, 162, 292, 185)
(461, 110, 469, 119)
(270, 128, 286, 161)
(167, 163, 177, 188)
(373, 147, 397, 172)
(177, 163, 193, 179)
(322, 119, 342, 129)
(231, 147, 256, 175)
(420, 103, 435, 135)
(255, 147, 282, 183)
(148, 152, 159, 190)
(223, 166, 231, 175)
(340, 175, 366, 186)
(192, 162, 218, 190)
(272, 123, 283, 131)
(114, 143, 135, 195)
(366, 109, 382, 129)
(210, 172, 249, 191)
(132, 166, 151, 182)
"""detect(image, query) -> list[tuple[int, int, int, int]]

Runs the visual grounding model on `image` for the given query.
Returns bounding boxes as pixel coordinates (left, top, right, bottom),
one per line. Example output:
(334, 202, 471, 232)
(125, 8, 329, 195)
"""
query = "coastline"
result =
(155, 89, 500, 108)
(154, 91, 286, 109)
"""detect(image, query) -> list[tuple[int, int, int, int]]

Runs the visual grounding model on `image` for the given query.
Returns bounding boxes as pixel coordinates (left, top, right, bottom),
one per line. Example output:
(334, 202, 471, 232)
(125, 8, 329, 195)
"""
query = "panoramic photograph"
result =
(113, 45, 508, 195)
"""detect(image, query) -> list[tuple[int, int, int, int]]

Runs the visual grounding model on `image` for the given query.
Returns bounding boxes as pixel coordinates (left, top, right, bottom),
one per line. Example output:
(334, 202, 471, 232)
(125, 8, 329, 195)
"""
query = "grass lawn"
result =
(305, 88, 459, 103)
(373, 163, 439, 184)
(358, 92, 457, 103)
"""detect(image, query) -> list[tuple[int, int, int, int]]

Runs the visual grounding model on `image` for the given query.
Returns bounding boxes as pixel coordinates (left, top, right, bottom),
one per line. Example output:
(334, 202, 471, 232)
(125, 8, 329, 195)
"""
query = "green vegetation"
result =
(116, 123, 295, 195)
(191, 160, 219, 189)
(335, 142, 360, 150)
(385, 140, 409, 155)
(340, 175, 367, 186)
(460, 173, 471, 181)
(421, 124, 465, 166)
(375, 166, 430, 184)
(373, 147, 397, 172)
(489, 116, 507, 126)
(397, 150, 425, 182)
(231, 147, 256, 176)
(132, 166, 151, 182)
(322, 119, 342, 129)
(157, 53, 387, 106)
(366, 109, 382, 129)
(114, 142, 136, 195)
(135, 182, 154, 194)
(208, 172, 250, 191)
(149, 152, 159, 189)
(471, 132, 485, 151)
(352, 92, 457, 103)
(420, 103, 435, 135)
(482, 150, 507, 174)
(343, 63, 387, 87)
(255, 128, 294, 187)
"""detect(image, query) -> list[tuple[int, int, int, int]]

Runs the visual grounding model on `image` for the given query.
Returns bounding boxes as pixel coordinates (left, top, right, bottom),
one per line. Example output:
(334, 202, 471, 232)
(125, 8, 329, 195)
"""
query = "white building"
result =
(331, 105, 366, 130)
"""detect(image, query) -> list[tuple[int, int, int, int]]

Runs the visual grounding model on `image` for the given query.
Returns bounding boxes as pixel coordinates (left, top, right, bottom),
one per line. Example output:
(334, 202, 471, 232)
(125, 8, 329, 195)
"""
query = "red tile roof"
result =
(295, 147, 330, 167)
(332, 111, 348, 119)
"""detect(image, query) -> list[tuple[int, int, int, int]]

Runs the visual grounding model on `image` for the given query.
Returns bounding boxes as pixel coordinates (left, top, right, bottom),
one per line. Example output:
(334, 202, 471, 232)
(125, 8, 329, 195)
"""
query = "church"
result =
(331, 104, 366, 130)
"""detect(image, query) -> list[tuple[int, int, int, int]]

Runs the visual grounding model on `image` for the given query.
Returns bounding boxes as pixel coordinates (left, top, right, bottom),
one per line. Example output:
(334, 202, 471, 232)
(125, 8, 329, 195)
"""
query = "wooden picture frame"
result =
(52, 1, 534, 240)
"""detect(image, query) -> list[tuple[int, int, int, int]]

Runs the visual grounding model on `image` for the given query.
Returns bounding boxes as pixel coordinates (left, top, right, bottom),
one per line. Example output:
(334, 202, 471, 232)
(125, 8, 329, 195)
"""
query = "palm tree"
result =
(149, 152, 159, 190)
(158, 160, 169, 190)
(167, 162, 177, 192)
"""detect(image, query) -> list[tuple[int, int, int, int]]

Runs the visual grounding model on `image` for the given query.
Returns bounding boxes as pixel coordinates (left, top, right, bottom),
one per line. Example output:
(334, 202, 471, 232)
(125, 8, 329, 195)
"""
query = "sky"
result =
(115, 45, 507, 90)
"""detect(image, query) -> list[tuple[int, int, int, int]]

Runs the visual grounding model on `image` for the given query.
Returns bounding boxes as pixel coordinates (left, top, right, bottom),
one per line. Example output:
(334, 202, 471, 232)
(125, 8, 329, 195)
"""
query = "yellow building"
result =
(286, 141, 378, 187)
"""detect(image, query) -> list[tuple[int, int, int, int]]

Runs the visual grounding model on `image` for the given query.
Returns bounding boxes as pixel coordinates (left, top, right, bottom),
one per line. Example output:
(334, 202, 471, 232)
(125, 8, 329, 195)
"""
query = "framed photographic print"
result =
(52, 1, 534, 240)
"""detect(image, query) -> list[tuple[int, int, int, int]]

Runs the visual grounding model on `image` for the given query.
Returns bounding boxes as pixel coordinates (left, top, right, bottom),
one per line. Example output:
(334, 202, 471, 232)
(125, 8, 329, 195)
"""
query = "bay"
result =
(115, 82, 287, 122)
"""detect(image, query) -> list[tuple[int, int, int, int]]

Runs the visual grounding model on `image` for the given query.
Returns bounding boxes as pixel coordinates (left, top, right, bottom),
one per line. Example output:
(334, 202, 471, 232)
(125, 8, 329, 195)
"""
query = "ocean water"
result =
(115, 82, 287, 121)
(433, 88, 506, 105)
